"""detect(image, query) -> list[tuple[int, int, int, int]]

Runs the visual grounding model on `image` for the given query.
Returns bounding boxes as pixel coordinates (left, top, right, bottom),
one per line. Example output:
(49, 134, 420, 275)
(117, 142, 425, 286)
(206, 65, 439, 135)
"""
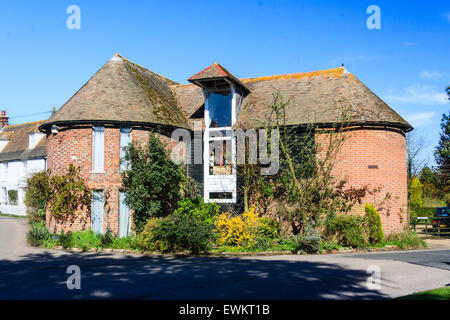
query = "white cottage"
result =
(0, 112, 47, 215)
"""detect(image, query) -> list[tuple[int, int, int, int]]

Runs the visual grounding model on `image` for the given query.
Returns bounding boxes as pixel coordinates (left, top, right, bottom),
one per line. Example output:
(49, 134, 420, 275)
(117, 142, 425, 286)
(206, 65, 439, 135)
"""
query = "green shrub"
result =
(41, 236, 59, 249)
(182, 176, 201, 200)
(139, 218, 163, 251)
(365, 203, 384, 244)
(252, 236, 277, 251)
(257, 217, 281, 240)
(100, 229, 115, 248)
(47, 165, 91, 220)
(320, 240, 340, 252)
(384, 231, 426, 249)
(410, 177, 424, 211)
(140, 213, 213, 254)
(325, 214, 368, 248)
(110, 235, 141, 250)
(25, 171, 51, 223)
(27, 222, 51, 246)
(290, 226, 321, 254)
(413, 207, 438, 218)
(71, 230, 102, 251)
(174, 198, 220, 226)
(121, 133, 184, 233)
(58, 231, 74, 249)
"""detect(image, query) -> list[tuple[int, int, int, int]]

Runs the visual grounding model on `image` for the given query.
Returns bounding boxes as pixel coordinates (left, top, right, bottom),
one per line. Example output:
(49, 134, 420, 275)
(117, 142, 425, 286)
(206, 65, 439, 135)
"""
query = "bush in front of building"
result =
(257, 216, 281, 240)
(383, 231, 426, 249)
(27, 222, 52, 247)
(25, 171, 51, 223)
(121, 132, 184, 233)
(290, 226, 321, 254)
(323, 203, 385, 248)
(47, 164, 91, 220)
(173, 198, 220, 227)
(139, 212, 214, 254)
(324, 214, 368, 248)
(214, 206, 261, 250)
(365, 203, 384, 244)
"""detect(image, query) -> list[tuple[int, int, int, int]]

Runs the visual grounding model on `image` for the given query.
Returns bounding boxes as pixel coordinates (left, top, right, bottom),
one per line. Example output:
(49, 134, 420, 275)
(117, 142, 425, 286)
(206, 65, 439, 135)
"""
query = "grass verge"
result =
(396, 287, 450, 300)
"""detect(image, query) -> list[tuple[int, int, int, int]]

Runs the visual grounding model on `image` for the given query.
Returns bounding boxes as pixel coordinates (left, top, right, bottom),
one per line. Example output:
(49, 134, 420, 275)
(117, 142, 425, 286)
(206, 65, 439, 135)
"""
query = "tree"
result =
(121, 132, 184, 233)
(419, 166, 439, 198)
(263, 92, 368, 234)
(409, 177, 424, 213)
(25, 171, 51, 223)
(434, 111, 450, 204)
(406, 130, 428, 183)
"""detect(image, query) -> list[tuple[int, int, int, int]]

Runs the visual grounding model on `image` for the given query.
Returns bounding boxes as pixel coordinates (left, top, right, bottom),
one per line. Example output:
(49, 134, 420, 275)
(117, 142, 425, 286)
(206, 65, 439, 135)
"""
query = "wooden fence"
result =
(410, 216, 450, 238)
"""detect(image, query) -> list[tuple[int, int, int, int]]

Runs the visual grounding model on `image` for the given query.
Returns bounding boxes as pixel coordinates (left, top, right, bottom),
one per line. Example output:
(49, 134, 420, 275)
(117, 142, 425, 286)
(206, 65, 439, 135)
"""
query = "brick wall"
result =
(45, 125, 177, 235)
(46, 124, 408, 236)
(316, 127, 408, 234)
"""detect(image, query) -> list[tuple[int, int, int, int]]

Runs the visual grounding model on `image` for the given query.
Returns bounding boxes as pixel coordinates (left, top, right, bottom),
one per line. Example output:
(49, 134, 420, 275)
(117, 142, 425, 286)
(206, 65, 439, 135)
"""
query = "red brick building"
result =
(39, 54, 412, 235)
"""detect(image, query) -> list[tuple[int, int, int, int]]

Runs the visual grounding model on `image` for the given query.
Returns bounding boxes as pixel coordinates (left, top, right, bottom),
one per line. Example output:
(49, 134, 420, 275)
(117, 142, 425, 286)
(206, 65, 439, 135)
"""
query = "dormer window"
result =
(188, 62, 250, 203)
(29, 132, 45, 149)
(208, 90, 232, 128)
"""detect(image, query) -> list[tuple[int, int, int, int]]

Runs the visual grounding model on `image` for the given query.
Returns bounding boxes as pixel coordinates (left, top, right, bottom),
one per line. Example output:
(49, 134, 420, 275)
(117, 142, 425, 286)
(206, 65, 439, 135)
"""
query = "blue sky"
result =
(0, 0, 448, 165)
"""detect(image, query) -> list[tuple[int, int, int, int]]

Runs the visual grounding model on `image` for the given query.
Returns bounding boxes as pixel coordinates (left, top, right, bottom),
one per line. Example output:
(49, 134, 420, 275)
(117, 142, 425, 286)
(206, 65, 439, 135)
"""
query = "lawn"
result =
(0, 213, 26, 218)
(397, 287, 450, 300)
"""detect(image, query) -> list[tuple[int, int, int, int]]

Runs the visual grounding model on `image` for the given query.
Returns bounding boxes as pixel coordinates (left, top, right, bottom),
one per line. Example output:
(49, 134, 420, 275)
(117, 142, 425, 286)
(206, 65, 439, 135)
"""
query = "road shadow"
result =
(0, 251, 390, 300)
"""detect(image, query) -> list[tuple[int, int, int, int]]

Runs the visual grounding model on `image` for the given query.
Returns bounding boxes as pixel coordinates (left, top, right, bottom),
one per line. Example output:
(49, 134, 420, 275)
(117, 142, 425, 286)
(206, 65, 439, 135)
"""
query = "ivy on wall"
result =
(47, 164, 91, 220)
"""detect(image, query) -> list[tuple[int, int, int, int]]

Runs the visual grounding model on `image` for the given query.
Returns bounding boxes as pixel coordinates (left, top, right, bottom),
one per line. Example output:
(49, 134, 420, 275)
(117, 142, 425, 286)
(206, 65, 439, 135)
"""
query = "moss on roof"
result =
(0, 121, 47, 162)
(172, 66, 412, 131)
(41, 54, 190, 130)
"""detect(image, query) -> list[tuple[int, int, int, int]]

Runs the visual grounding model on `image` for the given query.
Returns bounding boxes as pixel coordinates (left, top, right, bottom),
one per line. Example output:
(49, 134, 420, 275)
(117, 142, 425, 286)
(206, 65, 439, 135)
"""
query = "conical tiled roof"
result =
(40, 54, 190, 131)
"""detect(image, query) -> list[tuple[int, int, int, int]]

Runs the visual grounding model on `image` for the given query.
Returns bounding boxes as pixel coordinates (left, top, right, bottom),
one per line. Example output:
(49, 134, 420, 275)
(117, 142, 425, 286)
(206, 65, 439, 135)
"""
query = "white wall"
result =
(0, 158, 46, 215)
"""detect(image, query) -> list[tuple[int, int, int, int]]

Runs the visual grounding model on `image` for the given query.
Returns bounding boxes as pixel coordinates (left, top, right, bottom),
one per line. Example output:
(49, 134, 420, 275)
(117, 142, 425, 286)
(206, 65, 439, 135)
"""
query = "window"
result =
(119, 191, 130, 238)
(21, 161, 27, 178)
(28, 132, 45, 149)
(91, 190, 104, 234)
(120, 127, 132, 171)
(1, 187, 6, 204)
(209, 192, 233, 200)
(208, 91, 232, 128)
(92, 126, 105, 172)
(0, 163, 5, 181)
(209, 139, 233, 175)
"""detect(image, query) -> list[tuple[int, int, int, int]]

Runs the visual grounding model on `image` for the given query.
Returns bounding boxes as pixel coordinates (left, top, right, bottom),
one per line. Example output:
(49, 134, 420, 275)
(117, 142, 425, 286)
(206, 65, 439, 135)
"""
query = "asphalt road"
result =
(0, 216, 449, 300)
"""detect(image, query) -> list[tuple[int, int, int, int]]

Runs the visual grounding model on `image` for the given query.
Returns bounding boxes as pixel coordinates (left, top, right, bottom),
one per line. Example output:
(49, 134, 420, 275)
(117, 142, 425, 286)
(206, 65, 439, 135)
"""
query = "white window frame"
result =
(119, 127, 132, 171)
(92, 126, 105, 173)
(203, 85, 238, 204)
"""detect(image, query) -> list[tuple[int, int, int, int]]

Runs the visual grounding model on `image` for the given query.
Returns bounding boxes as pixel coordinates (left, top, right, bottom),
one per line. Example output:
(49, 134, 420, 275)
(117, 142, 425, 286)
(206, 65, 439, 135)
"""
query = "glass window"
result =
(120, 127, 132, 171)
(119, 191, 130, 237)
(92, 126, 105, 172)
(91, 190, 104, 234)
(209, 140, 233, 175)
(208, 91, 232, 128)
(435, 207, 450, 217)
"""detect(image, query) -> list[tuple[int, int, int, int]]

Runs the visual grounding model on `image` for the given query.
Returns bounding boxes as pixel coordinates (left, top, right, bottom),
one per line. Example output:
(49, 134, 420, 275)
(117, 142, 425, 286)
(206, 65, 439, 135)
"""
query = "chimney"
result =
(0, 111, 9, 129)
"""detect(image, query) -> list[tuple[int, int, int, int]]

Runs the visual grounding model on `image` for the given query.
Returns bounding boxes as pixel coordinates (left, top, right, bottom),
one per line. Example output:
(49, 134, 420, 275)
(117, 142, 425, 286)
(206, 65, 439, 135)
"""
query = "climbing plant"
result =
(47, 164, 91, 220)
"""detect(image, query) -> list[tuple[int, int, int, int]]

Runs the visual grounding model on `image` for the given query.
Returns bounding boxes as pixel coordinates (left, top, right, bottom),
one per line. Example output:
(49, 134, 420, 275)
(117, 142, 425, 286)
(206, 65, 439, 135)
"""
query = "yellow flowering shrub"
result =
(214, 206, 260, 249)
